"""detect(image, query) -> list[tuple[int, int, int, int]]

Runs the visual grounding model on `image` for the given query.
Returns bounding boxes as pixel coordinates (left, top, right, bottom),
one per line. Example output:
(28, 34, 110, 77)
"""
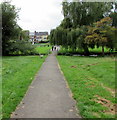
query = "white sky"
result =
(1, 0, 64, 34)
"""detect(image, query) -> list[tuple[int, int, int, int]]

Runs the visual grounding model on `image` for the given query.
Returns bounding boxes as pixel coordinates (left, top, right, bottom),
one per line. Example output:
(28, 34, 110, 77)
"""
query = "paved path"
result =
(11, 51, 81, 118)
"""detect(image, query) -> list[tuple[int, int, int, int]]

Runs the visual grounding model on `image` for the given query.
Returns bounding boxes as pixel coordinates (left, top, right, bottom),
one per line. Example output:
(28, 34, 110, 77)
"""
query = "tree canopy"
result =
(49, 1, 116, 55)
(1, 2, 33, 55)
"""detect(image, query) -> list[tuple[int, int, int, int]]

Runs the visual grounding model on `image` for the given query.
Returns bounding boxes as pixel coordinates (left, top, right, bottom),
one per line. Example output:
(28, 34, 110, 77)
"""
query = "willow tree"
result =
(110, 2, 117, 27)
(62, 2, 113, 27)
(69, 29, 77, 51)
(62, 0, 69, 18)
(49, 29, 56, 45)
(50, 1, 114, 55)
(54, 27, 65, 46)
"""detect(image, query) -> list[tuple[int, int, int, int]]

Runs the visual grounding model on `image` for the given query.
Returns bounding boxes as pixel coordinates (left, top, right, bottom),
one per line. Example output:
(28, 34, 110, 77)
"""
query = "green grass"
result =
(35, 45, 51, 54)
(2, 56, 46, 118)
(58, 47, 114, 55)
(57, 56, 115, 118)
(34, 43, 50, 46)
(89, 47, 109, 53)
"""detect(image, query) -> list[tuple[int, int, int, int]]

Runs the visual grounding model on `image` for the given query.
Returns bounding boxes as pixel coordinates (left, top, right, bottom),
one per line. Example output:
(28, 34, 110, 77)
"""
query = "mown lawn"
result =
(35, 45, 51, 54)
(57, 56, 115, 118)
(2, 56, 46, 118)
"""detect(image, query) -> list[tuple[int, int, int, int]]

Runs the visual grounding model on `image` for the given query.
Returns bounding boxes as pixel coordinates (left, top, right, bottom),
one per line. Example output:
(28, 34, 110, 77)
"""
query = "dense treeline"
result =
(49, 1, 117, 55)
(1, 2, 34, 55)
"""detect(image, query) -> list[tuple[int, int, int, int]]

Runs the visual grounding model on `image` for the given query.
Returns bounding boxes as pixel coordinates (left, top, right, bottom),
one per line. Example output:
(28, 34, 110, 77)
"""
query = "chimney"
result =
(34, 31, 36, 35)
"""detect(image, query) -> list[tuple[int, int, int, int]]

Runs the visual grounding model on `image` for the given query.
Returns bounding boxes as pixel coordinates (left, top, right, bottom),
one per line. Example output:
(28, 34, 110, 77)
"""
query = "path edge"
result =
(10, 56, 47, 118)
(56, 56, 81, 118)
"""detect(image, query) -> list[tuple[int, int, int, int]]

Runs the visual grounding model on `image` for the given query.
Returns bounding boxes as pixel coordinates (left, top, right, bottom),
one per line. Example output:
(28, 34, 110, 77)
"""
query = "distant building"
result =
(29, 31, 48, 44)
(29, 32, 35, 44)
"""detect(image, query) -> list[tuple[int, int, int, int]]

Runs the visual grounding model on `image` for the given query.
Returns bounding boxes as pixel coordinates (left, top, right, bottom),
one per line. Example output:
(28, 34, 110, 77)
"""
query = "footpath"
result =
(11, 51, 81, 118)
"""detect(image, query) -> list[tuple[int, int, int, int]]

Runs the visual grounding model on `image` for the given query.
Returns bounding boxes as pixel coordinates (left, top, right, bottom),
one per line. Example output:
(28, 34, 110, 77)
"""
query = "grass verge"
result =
(35, 45, 51, 55)
(2, 56, 46, 118)
(57, 55, 115, 118)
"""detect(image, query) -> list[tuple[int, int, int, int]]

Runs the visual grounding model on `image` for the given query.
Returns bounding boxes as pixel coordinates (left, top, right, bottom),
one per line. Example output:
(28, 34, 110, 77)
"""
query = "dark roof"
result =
(35, 32, 48, 36)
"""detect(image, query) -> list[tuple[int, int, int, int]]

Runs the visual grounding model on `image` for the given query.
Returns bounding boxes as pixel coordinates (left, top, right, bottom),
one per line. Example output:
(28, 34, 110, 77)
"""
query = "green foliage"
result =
(50, 26, 89, 54)
(1, 2, 32, 56)
(60, 17, 72, 29)
(58, 46, 110, 55)
(10, 40, 36, 55)
(62, 1, 69, 17)
(20, 30, 30, 41)
(50, 2, 115, 55)
(2, 2, 20, 55)
(85, 17, 117, 54)
(62, 2, 112, 27)
(57, 56, 115, 118)
(2, 56, 46, 118)
(35, 45, 51, 55)
(110, 2, 117, 27)
(49, 29, 56, 45)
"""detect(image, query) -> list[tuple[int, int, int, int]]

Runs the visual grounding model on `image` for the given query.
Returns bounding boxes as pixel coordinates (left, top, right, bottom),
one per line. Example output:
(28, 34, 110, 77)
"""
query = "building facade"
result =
(29, 31, 48, 44)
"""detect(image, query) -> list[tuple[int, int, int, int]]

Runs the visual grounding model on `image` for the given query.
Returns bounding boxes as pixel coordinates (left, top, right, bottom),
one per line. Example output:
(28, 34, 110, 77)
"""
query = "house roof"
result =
(35, 32, 48, 36)
(29, 31, 48, 36)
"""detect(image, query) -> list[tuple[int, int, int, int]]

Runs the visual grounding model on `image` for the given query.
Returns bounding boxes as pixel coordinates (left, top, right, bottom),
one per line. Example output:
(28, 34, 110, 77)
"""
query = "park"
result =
(1, 0, 117, 119)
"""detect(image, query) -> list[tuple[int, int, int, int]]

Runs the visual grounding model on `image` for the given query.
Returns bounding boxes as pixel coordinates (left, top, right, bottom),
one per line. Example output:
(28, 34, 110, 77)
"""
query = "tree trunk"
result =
(83, 45, 90, 56)
(102, 46, 105, 56)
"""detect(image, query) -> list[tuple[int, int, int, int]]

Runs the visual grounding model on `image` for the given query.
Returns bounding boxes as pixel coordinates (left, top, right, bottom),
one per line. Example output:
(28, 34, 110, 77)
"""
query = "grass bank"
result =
(57, 56, 115, 118)
(35, 45, 51, 55)
(2, 56, 46, 118)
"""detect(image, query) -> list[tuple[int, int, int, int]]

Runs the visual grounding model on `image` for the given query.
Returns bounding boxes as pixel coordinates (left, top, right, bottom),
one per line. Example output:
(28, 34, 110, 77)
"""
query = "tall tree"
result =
(50, 1, 114, 55)
(62, 2, 113, 27)
(2, 1, 20, 55)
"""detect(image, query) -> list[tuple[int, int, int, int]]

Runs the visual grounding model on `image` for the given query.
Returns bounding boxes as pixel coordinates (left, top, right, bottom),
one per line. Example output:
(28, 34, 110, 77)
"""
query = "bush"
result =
(9, 40, 37, 55)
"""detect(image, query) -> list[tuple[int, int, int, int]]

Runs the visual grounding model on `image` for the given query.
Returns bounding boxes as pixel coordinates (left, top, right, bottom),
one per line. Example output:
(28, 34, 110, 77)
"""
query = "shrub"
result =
(9, 40, 36, 55)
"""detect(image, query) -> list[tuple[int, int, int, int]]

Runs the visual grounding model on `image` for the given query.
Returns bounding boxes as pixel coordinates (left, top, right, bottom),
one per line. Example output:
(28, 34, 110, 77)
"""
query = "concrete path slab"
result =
(11, 51, 81, 118)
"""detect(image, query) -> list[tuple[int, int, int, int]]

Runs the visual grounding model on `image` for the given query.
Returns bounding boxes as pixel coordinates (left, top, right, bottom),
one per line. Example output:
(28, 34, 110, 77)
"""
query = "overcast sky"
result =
(1, 0, 64, 33)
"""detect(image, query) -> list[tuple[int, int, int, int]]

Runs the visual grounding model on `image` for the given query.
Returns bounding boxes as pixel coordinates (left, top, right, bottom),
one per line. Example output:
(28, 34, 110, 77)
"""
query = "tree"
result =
(85, 17, 116, 55)
(62, 2, 113, 27)
(62, 0, 69, 18)
(2, 1, 20, 55)
(110, 2, 117, 27)
(49, 29, 56, 45)
(19, 30, 29, 41)
(50, 1, 114, 55)
(60, 17, 72, 29)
